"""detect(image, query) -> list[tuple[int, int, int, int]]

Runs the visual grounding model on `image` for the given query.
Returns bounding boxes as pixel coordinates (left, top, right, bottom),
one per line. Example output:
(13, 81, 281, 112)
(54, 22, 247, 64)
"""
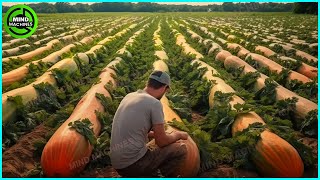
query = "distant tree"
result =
(55, 2, 75, 13)
(2, 2, 296, 13)
(208, 4, 223, 12)
(136, 2, 154, 12)
(74, 3, 92, 12)
(293, 2, 318, 15)
(222, 2, 236, 12)
(28, 3, 57, 13)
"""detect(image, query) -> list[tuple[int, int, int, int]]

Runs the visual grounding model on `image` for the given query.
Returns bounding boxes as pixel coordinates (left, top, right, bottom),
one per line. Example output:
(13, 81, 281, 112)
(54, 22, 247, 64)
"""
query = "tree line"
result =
(2, 2, 317, 14)
(293, 2, 317, 15)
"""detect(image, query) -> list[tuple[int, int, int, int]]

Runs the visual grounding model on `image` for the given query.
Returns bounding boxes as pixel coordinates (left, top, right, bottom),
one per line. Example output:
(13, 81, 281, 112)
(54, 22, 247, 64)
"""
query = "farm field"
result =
(2, 12, 318, 177)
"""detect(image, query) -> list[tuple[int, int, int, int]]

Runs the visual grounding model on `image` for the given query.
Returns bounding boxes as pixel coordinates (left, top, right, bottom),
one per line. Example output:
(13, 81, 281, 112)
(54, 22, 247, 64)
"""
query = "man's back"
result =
(110, 89, 164, 169)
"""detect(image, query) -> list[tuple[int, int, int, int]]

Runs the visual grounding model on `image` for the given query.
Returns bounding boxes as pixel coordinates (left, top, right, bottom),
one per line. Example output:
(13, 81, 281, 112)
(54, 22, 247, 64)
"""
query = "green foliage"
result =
(294, 44, 318, 57)
(28, 61, 53, 77)
(33, 139, 47, 157)
(169, 59, 212, 113)
(227, 66, 261, 91)
(3, 43, 66, 73)
(3, 58, 25, 73)
(31, 83, 61, 112)
(160, 20, 212, 114)
(26, 163, 44, 178)
(44, 104, 75, 128)
(105, 82, 127, 103)
(3, 61, 53, 93)
(204, 92, 236, 139)
(274, 97, 298, 120)
(273, 68, 291, 85)
(73, 54, 90, 75)
(254, 79, 278, 105)
(95, 93, 118, 115)
(293, 2, 318, 15)
(6, 95, 25, 113)
(3, 108, 50, 149)
(168, 119, 234, 172)
(3, 96, 25, 149)
(226, 122, 266, 168)
(3, 3, 294, 13)
(3, 83, 60, 149)
(167, 92, 192, 120)
(86, 112, 112, 169)
(243, 56, 316, 103)
(111, 21, 158, 95)
(272, 56, 303, 72)
(300, 110, 318, 137)
(271, 44, 317, 67)
(292, 80, 318, 103)
(169, 118, 265, 172)
(68, 118, 97, 146)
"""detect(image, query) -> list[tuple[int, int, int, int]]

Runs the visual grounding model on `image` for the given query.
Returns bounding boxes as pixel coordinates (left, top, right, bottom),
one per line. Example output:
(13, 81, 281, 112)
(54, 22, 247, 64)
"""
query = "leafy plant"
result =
(300, 110, 317, 137)
(254, 78, 278, 105)
(68, 119, 97, 146)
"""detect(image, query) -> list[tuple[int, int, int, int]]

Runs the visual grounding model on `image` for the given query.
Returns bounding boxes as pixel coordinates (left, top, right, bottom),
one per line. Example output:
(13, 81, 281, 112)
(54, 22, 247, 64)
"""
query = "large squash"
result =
(251, 130, 304, 177)
(279, 56, 317, 79)
(2, 57, 79, 125)
(246, 53, 311, 84)
(3, 39, 60, 62)
(41, 59, 120, 177)
(231, 111, 303, 177)
(224, 55, 317, 119)
(2, 44, 76, 87)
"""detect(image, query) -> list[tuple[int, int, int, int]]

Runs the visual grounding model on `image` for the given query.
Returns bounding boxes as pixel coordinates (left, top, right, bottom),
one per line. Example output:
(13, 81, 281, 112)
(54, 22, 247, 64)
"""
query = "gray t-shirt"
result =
(110, 89, 165, 169)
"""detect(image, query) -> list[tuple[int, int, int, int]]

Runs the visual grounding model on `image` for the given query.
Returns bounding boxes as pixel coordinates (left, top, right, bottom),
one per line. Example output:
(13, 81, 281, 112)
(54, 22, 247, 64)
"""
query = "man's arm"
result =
(153, 124, 188, 148)
(148, 130, 154, 138)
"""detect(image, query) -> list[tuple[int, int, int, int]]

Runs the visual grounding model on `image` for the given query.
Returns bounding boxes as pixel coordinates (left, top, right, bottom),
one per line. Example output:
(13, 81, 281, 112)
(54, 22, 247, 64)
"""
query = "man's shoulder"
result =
(127, 90, 158, 102)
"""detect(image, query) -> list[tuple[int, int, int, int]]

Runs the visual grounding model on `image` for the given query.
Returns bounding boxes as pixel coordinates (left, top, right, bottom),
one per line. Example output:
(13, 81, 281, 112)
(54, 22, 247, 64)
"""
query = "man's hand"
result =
(148, 131, 155, 138)
(153, 124, 189, 147)
(177, 131, 188, 140)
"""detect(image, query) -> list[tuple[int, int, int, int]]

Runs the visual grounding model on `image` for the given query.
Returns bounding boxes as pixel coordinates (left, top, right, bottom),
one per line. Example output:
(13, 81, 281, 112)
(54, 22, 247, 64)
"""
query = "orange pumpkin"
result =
(252, 130, 304, 177)
(41, 61, 119, 177)
(224, 55, 317, 119)
(246, 53, 312, 84)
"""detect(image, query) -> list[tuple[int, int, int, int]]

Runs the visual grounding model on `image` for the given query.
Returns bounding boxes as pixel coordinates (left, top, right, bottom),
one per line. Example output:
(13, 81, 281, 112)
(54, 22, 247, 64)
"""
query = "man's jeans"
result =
(115, 141, 187, 177)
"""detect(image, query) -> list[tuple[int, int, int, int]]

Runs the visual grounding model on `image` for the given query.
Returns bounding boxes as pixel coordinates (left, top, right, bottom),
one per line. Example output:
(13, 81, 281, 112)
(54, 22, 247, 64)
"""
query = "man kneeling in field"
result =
(110, 70, 188, 177)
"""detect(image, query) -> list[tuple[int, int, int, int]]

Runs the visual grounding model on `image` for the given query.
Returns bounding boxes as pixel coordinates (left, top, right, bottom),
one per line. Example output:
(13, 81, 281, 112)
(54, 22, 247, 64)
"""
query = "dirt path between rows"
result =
(2, 124, 50, 177)
(80, 164, 259, 178)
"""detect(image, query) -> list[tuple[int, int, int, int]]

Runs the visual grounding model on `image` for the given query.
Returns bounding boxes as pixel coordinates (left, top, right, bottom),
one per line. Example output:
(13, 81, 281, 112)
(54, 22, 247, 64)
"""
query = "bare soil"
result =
(2, 124, 50, 177)
(191, 111, 205, 122)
